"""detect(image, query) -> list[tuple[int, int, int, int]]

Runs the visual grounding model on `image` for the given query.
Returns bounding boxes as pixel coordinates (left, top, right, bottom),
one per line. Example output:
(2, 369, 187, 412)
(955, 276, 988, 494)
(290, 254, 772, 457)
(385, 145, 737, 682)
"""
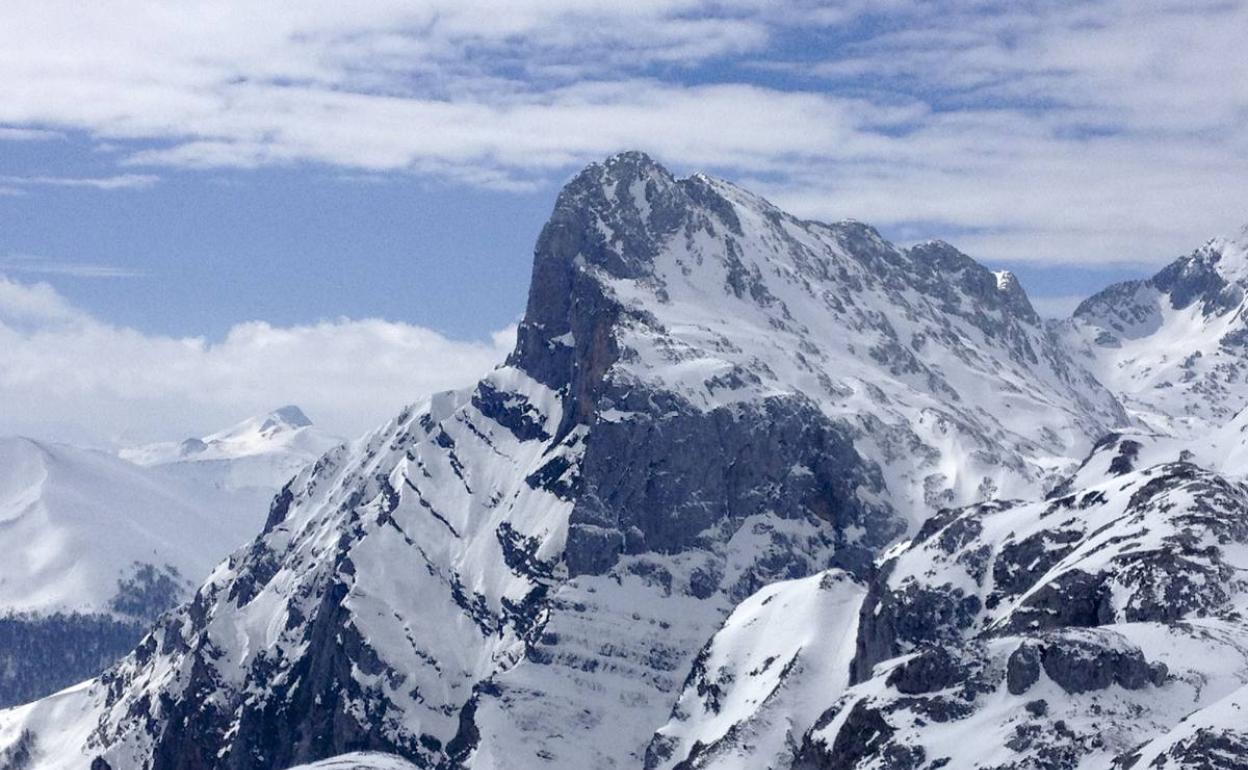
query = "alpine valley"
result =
(3, 152, 1247, 770)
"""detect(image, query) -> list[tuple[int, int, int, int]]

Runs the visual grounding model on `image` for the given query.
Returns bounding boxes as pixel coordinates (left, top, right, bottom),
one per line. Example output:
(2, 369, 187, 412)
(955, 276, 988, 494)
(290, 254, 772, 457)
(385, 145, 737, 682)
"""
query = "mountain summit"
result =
(122, 405, 332, 466)
(3, 154, 1247, 770)
(1063, 230, 1248, 436)
(121, 406, 342, 512)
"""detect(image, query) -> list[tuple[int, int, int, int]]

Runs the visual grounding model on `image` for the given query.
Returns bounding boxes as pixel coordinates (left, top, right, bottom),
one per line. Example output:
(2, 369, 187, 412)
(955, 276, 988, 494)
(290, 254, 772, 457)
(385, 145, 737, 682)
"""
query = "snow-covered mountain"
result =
(792, 437, 1248, 769)
(287, 757, 420, 770)
(2, 152, 1247, 770)
(1061, 227, 1248, 437)
(121, 406, 342, 512)
(0, 438, 260, 707)
(0, 409, 337, 709)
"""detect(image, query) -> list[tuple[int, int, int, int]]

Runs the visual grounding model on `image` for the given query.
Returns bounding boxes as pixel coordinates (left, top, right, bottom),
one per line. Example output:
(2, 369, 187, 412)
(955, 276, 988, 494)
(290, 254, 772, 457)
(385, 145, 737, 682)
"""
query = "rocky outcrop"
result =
(1062, 232, 1248, 435)
(799, 439, 1248, 770)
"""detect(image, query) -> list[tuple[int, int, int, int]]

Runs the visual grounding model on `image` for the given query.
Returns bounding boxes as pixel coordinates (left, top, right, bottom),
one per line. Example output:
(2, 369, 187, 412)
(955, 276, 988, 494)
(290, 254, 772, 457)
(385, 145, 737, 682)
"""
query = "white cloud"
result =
(0, 174, 159, 190)
(0, 275, 85, 327)
(0, 275, 514, 445)
(0, 1, 1245, 266)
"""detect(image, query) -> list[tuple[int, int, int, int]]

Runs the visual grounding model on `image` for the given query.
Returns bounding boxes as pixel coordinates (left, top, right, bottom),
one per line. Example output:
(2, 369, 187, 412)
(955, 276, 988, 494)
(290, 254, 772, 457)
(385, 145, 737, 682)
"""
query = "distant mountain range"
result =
(2, 153, 1246, 770)
(122, 404, 342, 515)
(0, 407, 340, 707)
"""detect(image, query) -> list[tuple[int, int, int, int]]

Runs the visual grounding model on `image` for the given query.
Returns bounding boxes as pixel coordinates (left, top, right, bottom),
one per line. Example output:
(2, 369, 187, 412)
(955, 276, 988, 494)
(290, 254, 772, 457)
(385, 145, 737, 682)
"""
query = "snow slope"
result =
(0, 436, 270, 707)
(648, 570, 865, 770)
(282, 754, 421, 770)
(0, 437, 252, 619)
(0, 408, 334, 708)
(1120, 680, 1248, 768)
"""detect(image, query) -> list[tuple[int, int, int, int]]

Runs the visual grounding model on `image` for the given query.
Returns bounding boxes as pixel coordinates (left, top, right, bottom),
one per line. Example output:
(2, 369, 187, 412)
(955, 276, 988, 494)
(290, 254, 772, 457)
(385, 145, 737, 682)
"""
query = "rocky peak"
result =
(510, 153, 661, 384)
(541, 150, 679, 277)
(262, 405, 313, 431)
(906, 240, 1041, 325)
(512, 152, 1125, 519)
(992, 270, 1039, 320)
(1151, 243, 1238, 316)
(1076, 231, 1248, 322)
(508, 151, 745, 432)
(1061, 228, 1248, 435)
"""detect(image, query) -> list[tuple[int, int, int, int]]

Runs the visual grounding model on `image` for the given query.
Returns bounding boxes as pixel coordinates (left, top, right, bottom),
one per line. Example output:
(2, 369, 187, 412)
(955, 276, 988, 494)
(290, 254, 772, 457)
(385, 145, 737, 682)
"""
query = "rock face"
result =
(851, 449, 1248, 683)
(562, 395, 887, 580)
(4, 153, 1248, 770)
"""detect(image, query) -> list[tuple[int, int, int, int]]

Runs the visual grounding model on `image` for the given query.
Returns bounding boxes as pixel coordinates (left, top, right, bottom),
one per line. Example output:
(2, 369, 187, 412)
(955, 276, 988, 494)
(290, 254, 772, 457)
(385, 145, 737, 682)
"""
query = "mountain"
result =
(121, 406, 342, 512)
(0, 438, 258, 707)
(0, 408, 337, 709)
(791, 435, 1248, 769)
(511, 155, 1123, 517)
(1, 152, 1246, 770)
(1061, 227, 1248, 437)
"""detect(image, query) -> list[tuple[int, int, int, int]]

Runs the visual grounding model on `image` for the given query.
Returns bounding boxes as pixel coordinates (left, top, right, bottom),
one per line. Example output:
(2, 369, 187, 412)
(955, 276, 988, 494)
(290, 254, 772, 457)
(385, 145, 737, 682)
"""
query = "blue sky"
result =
(1, 0, 1246, 442)
(1, 134, 546, 340)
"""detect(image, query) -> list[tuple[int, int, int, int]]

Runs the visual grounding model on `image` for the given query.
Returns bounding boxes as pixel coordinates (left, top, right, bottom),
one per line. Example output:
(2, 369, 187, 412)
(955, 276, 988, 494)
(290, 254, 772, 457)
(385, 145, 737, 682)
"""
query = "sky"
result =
(1, 0, 1246, 444)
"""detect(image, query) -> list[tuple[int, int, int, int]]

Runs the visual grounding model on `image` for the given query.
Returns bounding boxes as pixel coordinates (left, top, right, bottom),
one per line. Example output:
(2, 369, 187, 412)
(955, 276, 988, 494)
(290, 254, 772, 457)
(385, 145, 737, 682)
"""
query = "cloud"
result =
(0, 1, 1245, 267)
(0, 275, 86, 327)
(0, 173, 159, 190)
(0, 255, 146, 278)
(0, 275, 514, 445)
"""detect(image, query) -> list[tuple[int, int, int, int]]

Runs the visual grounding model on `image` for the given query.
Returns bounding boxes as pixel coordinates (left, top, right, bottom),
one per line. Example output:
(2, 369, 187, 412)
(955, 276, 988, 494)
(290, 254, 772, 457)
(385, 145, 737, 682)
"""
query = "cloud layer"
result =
(0, 275, 513, 445)
(1, 1, 1246, 266)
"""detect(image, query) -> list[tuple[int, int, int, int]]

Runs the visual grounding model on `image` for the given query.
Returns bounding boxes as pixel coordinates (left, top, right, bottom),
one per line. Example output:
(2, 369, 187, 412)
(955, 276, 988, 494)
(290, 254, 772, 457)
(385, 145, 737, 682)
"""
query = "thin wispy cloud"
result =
(0, 1, 1245, 266)
(0, 255, 146, 279)
(0, 127, 62, 141)
(0, 174, 159, 190)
